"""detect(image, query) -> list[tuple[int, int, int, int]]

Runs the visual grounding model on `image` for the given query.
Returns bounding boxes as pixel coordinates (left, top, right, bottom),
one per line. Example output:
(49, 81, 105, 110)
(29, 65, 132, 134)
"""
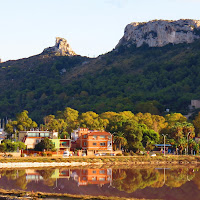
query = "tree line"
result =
(3, 108, 200, 153)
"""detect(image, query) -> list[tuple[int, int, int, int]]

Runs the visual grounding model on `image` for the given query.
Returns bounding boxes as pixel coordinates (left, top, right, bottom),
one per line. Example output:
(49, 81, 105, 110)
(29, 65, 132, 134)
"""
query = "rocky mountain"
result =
(116, 19, 200, 48)
(43, 37, 76, 56)
(1, 20, 200, 122)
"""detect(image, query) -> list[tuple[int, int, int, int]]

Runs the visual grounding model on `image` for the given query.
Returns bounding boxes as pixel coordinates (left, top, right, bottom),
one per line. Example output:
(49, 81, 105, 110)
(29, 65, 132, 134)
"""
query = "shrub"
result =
(124, 152, 129, 156)
(47, 153, 52, 157)
(116, 153, 122, 156)
(41, 153, 47, 157)
(7, 154, 13, 158)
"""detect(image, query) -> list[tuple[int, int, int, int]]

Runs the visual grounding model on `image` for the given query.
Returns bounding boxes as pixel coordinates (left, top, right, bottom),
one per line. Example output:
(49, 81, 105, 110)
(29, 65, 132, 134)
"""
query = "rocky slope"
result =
(43, 37, 76, 56)
(1, 20, 200, 122)
(116, 19, 200, 48)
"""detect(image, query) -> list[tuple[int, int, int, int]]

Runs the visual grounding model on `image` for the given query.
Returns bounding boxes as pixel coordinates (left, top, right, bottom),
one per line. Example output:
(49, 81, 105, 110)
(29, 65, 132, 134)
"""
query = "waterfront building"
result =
(71, 128, 113, 155)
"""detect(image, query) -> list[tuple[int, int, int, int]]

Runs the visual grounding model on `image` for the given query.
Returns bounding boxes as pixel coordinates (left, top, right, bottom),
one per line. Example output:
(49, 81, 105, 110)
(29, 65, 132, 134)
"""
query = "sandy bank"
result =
(0, 161, 103, 169)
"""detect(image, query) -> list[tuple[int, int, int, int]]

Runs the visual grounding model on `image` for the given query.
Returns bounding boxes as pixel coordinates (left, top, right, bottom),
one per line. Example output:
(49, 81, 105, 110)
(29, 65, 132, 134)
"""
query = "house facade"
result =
(0, 128, 6, 143)
(71, 128, 113, 154)
(51, 138, 71, 152)
(19, 131, 58, 149)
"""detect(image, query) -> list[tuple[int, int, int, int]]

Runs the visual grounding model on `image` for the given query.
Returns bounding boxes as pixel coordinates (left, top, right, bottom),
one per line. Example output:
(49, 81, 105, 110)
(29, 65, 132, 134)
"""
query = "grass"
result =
(0, 155, 200, 165)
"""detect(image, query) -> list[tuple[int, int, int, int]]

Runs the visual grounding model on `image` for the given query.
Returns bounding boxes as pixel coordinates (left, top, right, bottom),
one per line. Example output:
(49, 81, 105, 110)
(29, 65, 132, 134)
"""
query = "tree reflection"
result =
(36, 169, 56, 186)
(112, 169, 159, 193)
(0, 169, 27, 190)
(165, 168, 194, 188)
(112, 167, 197, 192)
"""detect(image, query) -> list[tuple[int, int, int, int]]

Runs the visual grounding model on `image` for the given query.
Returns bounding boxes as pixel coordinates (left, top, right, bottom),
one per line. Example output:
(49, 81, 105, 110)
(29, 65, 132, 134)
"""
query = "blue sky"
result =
(0, 0, 200, 61)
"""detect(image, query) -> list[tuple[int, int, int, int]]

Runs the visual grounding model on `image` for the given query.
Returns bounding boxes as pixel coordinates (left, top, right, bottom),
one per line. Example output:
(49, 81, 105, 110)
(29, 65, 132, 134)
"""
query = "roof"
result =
(88, 131, 111, 136)
(155, 144, 172, 147)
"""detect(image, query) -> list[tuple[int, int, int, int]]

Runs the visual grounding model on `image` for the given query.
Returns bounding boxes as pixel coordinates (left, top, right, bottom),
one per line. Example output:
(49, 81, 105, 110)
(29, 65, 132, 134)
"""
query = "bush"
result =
(116, 153, 122, 156)
(124, 152, 129, 156)
(7, 154, 13, 158)
(41, 153, 47, 157)
(47, 153, 52, 157)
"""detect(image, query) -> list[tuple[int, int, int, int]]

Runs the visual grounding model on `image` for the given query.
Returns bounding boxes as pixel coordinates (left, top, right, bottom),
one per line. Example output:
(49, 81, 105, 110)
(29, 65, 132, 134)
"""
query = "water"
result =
(0, 166, 199, 200)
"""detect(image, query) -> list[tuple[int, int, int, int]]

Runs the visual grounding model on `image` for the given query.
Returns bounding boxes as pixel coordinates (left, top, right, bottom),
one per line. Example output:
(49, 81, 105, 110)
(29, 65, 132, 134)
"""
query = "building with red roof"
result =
(71, 128, 113, 154)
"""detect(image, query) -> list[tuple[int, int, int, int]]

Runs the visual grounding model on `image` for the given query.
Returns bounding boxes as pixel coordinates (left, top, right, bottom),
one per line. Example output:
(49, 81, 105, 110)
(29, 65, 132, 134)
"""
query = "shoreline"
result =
(0, 155, 200, 168)
(0, 189, 161, 200)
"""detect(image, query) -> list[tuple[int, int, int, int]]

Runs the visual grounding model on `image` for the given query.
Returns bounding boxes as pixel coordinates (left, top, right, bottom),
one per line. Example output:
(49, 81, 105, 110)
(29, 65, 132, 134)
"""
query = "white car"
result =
(63, 151, 70, 157)
(151, 153, 156, 157)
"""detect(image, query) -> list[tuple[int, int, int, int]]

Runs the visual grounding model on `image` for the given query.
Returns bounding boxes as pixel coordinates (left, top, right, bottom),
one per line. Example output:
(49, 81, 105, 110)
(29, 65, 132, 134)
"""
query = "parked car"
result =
(82, 153, 86, 156)
(110, 153, 116, 156)
(95, 153, 100, 156)
(150, 153, 156, 157)
(63, 151, 70, 157)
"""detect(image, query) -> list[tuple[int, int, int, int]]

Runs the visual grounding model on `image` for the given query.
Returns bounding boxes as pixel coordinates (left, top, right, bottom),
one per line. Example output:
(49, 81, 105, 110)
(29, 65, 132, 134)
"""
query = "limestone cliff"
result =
(116, 19, 200, 48)
(43, 37, 76, 56)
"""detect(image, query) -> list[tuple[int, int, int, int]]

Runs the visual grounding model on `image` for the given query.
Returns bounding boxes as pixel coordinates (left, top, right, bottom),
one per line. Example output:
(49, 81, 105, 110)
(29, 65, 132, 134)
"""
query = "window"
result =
(83, 134, 87, 138)
(93, 143, 97, 146)
(44, 133, 49, 137)
(100, 142, 106, 146)
(100, 170, 105, 174)
(92, 170, 96, 174)
(40, 133, 44, 137)
(100, 135, 105, 139)
(99, 177, 105, 181)
(36, 140, 40, 144)
(84, 142, 87, 146)
(93, 135, 97, 139)
(28, 132, 39, 137)
(92, 177, 96, 181)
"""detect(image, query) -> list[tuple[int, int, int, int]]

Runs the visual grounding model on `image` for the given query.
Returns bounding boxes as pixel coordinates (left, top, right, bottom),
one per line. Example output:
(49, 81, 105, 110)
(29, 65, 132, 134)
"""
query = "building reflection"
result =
(26, 169, 43, 182)
(70, 168, 112, 186)
(24, 168, 112, 187)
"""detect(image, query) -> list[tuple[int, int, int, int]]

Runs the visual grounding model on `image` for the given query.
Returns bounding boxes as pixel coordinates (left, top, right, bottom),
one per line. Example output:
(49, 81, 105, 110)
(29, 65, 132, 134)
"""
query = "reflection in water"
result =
(71, 168, 112, 186)
(0, 167, 199, 199)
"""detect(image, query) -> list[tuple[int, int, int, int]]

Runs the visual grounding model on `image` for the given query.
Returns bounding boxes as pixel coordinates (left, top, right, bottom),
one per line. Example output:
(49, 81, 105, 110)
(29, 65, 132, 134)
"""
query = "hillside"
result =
(1, 20, 200, 122)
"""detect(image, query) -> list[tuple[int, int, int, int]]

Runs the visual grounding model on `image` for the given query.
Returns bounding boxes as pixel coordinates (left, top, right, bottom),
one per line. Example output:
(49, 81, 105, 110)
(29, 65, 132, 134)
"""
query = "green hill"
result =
(1, 40, 200, 122)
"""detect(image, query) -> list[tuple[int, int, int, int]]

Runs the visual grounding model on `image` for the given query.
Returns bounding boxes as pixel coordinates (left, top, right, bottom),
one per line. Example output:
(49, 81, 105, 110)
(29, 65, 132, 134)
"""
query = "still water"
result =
(0, 166, 199, 200)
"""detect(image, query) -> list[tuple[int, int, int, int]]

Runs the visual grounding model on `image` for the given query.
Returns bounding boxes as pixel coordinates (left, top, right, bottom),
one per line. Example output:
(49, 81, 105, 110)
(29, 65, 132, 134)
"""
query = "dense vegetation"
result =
(4, 108, 200, 154)
(1, 40, 200, 122)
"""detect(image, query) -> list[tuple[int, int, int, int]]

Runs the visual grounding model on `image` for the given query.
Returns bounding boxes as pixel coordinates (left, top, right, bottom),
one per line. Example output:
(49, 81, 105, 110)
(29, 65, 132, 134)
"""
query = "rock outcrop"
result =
(43, 37, 76, 56)
(116, 19, 200, 48)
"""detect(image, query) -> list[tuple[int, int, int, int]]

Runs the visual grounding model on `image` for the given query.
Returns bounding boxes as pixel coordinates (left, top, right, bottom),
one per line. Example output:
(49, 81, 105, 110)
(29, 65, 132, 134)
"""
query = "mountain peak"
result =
(116, 19, 200, 48)
(43, 37, 76, 56)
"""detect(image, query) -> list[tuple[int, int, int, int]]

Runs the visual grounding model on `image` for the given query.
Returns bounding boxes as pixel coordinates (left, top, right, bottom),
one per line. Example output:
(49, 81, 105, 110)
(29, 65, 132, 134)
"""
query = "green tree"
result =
(0, 143, 5, 152)
(113, 132, 127, 150)
(193, 112, 200, 136)
(34, 138, 55, 151)
(124, 122, 144, 152)
(5, 110, 37, 138)
(80, 111, 108, 130)
(142, 129, 159, 151)
(1, 140, 17, 152)
(62, 107, 79, 133)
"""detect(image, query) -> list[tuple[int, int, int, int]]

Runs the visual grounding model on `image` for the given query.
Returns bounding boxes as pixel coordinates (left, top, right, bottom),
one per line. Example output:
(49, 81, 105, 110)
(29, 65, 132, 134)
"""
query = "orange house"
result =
(71, 128, 113, 153)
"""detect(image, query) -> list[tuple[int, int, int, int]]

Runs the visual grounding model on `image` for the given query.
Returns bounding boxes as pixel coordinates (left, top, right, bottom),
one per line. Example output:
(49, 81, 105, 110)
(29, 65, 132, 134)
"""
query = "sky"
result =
(1, 0, 200, 61)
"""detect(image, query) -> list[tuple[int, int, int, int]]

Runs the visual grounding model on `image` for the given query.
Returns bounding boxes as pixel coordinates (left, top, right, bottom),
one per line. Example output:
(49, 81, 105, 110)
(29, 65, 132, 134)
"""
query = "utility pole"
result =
(162, 134, 167, 156)
(187, 132, 190, 155)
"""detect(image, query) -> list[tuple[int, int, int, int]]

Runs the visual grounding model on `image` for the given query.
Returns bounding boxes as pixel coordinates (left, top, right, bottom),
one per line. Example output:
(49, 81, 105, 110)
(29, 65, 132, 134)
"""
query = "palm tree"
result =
(113, 132, 127, 150)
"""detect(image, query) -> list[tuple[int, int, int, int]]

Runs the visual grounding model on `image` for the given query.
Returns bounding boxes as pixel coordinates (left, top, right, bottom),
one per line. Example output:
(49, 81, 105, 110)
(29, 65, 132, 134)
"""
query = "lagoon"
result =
(0, 166, 199, 200)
